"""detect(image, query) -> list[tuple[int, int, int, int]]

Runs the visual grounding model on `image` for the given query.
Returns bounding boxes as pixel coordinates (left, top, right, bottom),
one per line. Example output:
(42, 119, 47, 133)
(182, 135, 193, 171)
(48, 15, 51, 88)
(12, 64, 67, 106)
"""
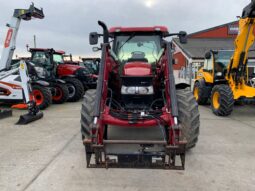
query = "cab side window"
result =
(204, 53, 213, 72)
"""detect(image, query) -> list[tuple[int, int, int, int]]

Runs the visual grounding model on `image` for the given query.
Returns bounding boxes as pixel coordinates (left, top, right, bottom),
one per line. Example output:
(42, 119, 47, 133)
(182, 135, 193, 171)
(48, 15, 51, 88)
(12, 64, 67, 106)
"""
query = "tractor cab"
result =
(109, 29, 166, 109)
(81, 58, 100, 75)
(29, 48, 65, 79)
(110, 27, 167, 72)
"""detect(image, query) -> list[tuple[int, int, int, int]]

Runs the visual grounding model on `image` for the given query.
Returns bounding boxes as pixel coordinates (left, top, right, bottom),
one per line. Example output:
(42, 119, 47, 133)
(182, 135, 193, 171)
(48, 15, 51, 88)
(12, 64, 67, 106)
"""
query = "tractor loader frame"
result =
(81, 21, 199, 169)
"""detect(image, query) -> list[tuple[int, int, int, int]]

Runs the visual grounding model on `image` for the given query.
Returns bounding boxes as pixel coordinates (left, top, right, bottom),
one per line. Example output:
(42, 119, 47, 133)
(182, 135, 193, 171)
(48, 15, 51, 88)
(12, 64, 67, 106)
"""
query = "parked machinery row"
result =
(2, 0, 255, 170)
(0, 4, 99, 124)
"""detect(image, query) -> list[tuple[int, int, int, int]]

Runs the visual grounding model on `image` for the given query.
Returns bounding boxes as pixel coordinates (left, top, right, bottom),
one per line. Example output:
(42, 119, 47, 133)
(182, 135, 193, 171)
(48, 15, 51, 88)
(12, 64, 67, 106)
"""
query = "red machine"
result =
(81, 21, 200, 169)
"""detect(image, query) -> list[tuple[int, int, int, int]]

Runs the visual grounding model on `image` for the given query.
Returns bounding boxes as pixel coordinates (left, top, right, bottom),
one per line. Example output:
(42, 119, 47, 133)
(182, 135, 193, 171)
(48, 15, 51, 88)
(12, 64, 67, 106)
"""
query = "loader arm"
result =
(0, 3, 44, 71)
(227, 0, 255, 83)
(16, 61, 43, 125)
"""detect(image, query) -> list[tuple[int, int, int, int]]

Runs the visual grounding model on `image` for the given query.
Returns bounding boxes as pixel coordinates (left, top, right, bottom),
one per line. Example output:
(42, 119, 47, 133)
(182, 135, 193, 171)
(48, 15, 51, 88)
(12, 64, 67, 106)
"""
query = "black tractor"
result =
(28, 48, 69, 104)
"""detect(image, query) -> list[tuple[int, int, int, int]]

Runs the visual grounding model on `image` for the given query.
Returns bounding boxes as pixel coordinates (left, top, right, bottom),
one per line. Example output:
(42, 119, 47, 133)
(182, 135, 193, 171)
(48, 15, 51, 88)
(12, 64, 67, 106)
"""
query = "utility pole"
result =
(33, 35, 36, 48)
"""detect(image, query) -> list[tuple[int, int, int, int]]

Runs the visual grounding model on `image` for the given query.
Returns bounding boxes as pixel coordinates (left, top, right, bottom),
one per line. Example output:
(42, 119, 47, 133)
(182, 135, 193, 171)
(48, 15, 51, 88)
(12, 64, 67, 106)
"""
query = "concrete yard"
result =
(0, 101, 255, 191)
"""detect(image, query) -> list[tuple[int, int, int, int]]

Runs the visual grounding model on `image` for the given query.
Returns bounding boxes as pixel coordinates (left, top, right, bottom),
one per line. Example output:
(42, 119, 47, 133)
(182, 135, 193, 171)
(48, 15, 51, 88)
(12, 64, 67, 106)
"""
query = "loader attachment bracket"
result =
(83, 139, 187, 170)
(16, 101, 43, 125)
(14, 3, 44, 20)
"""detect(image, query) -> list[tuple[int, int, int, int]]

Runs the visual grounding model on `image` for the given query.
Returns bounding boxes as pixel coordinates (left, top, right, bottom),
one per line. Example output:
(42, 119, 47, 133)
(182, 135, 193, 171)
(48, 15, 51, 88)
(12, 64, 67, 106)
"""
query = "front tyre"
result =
(65, 78, 84, 102)
(193, 80, 209, 105)
(80, 89, 96, 140)
(177, 89, 200, 149)
(52, 83, 69, 104)
(211, 85, 234, 116)
(32, 85, 52, 110)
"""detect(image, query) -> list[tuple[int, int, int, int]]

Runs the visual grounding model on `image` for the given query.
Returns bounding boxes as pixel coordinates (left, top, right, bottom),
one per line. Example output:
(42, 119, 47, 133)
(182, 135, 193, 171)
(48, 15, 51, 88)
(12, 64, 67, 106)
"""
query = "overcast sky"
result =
(0, 0, 250, 59)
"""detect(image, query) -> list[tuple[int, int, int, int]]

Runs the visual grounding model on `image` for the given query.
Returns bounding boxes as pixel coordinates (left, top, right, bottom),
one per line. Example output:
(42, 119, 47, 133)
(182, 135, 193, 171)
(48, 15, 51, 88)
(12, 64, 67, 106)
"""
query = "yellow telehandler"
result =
(194, 0, 255, 116)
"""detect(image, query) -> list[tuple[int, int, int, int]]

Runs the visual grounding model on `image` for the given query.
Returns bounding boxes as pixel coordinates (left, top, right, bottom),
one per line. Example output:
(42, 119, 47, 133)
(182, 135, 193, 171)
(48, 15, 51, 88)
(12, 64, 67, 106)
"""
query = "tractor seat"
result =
(127, 58, 148, 62)
(127, 51, 148, 63)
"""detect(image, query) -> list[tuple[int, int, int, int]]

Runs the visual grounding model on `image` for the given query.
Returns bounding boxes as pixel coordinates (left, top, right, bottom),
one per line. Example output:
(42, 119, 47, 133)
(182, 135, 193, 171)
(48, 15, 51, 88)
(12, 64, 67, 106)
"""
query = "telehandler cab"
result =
(81, 21, 200, 169)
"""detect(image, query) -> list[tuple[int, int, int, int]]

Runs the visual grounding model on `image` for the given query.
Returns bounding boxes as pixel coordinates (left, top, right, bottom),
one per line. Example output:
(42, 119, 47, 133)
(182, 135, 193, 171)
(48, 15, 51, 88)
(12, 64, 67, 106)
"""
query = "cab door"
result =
(202, 51, 214, 84)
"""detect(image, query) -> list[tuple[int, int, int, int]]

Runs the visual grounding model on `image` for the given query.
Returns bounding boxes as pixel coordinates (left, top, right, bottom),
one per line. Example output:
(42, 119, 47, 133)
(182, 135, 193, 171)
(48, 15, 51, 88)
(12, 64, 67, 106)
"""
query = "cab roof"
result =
(29, 48, 65, 55)
(109, 26, 169, 36)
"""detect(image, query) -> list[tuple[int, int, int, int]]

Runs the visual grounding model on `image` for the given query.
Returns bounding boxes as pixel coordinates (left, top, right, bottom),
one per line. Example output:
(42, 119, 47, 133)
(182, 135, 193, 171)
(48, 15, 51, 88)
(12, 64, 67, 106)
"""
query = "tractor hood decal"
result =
(123, 62, 152, 76)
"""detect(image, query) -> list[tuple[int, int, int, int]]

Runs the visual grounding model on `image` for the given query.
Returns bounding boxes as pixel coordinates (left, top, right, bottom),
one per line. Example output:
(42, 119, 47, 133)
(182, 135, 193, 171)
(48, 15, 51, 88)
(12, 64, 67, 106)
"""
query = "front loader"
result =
(81, 21, 200, 169)
(194, 0, 255, 116)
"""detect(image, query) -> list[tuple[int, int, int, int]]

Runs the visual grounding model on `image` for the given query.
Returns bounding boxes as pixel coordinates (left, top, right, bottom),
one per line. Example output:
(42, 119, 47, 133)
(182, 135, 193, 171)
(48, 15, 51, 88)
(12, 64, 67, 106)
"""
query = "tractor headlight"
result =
(34, 66, 46, 78)
(121, 86, 154, 95)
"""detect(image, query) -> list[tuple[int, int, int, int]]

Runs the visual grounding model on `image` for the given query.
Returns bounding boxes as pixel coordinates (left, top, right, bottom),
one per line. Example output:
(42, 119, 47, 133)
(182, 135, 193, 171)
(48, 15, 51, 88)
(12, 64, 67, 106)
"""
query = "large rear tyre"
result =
(193, 80, 209, 105)
(32, 85, 52, 110)
(52, 83, 69, 104)
(80, 89, 96, 139)
(211, 85, 234, 116)
(177, 89, 200, 150)
(65, 78, 84, 102)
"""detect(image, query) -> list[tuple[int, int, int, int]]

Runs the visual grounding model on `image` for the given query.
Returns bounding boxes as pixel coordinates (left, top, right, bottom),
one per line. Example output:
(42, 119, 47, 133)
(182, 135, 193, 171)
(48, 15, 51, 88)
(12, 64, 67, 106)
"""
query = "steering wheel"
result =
(250, 78, 255, 87)
(131, 51, 145, 57)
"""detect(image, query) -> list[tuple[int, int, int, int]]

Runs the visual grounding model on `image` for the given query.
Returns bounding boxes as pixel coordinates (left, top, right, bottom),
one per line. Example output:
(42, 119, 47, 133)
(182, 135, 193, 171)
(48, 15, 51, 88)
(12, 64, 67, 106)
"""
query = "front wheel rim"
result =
(194, 87, 199, 100)
(53, 87, 63, 101)
(67, 84, 76, 98)
(32, 90, 44, 106)
(212, 91, 220, 109)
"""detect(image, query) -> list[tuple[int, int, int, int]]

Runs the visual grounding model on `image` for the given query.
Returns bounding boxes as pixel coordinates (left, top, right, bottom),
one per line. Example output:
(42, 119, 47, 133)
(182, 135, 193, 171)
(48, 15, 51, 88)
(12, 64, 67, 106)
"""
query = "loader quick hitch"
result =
(83, 139, 187, 170)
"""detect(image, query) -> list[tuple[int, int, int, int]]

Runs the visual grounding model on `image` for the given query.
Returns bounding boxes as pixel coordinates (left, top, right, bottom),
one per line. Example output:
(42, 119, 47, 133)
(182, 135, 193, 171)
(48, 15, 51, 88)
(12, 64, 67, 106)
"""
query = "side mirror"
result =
(89, 32, 99, 45)
(205, 52, 211, 59)
(179, 31, 187, 44)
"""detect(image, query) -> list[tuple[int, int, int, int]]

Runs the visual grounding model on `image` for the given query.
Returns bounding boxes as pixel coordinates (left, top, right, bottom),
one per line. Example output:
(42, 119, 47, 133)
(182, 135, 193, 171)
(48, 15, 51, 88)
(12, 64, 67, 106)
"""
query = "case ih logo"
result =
(4, 29, 13, 48)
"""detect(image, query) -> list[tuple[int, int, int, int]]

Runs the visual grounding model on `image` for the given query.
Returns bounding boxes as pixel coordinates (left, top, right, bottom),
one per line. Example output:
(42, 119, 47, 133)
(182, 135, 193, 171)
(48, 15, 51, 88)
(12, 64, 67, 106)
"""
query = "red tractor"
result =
(29, 48, 85, 102)
(81, 21, 200, 169)
(57, 54, 97, 92)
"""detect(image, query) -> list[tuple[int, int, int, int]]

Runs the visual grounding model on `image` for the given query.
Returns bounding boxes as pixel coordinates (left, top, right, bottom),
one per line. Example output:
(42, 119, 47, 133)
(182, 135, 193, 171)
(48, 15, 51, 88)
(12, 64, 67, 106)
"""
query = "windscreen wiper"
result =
(117, 33, 136, 52)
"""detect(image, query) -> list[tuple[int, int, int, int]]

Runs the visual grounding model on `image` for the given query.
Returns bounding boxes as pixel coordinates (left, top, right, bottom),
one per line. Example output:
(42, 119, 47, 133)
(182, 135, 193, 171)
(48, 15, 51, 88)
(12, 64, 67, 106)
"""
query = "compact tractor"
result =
(81, 21, 200, 169)
(194, 0, 255, 116)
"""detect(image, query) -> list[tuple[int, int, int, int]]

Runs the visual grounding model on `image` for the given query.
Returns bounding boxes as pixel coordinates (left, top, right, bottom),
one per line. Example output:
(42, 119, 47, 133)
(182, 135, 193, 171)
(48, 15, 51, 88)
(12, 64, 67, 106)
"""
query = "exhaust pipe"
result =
(98, 21, 109, 43)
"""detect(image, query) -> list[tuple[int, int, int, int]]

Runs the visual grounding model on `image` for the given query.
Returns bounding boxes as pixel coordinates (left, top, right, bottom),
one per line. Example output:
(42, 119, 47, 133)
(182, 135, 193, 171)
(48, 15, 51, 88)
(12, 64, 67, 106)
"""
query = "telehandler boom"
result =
(0, 4, 45, 123)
